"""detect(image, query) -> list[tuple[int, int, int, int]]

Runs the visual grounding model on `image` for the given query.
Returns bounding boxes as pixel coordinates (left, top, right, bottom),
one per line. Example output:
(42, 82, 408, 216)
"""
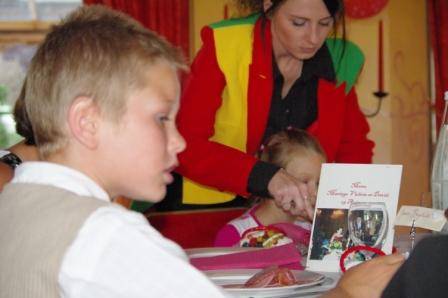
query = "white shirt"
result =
(12, 162, 227, 298)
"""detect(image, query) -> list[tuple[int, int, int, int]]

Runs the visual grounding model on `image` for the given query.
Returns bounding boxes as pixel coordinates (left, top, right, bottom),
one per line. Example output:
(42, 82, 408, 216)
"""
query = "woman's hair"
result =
(260, 128, 326, 168)
(234, 0, 346, 42)
(13, 80, 35, 145)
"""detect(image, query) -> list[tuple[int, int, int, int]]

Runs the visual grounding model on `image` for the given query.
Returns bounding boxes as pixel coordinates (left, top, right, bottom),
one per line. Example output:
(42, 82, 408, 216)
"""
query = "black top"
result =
(247, 44, 335, 197)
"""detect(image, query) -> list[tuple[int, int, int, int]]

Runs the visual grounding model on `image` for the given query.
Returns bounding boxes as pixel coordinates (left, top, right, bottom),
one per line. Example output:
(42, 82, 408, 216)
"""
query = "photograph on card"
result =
(310, 208, 349, 262)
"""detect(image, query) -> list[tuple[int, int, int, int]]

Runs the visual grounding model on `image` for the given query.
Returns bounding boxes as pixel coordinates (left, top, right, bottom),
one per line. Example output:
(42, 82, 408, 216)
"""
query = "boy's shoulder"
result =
(0, 183, 112, 224)
(2, 182, 107, 204)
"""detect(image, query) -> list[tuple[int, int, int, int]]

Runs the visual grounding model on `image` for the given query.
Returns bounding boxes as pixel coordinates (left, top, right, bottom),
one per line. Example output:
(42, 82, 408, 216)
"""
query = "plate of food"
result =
(186, 246, 263, 259)
(239, 226, 293, 248)
(205, 266, 326, 297)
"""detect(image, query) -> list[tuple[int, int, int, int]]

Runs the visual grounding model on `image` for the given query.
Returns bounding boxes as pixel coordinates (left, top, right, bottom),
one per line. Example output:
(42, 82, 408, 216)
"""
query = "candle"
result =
(224, 4, 228, 19)
(378, 20, 384, 92)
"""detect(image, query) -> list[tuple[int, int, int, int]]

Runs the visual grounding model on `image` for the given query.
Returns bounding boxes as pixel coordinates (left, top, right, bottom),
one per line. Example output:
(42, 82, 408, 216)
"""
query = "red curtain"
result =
(83, 0, 189, 58)
(428, 0, 448, 130)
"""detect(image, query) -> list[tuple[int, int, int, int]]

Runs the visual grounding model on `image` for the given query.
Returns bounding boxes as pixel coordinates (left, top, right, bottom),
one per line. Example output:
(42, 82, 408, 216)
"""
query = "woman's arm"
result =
(176, 25, 317, 217)
(176, 26, 257, 196)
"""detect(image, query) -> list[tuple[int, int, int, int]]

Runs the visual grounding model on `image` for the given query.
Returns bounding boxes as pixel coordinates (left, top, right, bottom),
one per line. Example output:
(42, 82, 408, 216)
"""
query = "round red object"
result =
(339, 245, 386, 272)
(344, 0, 389, 19)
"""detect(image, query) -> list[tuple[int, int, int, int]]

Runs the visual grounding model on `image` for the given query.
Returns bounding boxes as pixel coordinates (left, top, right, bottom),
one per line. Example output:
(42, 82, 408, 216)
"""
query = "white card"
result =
(306, 164, 403, 273)
(395, 205, 447, 231)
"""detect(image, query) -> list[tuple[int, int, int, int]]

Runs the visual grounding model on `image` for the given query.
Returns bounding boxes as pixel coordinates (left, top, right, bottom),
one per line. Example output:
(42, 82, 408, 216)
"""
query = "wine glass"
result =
(348, 202, 388, 250)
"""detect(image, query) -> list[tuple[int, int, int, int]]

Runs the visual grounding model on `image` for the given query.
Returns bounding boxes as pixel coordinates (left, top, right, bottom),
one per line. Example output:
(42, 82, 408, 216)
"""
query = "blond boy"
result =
(0, 5, 225, 298)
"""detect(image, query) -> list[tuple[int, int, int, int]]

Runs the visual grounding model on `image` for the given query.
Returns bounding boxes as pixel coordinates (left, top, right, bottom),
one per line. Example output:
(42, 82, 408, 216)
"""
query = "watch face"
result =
(344, 0, 389, 19)
(0, 153, 22, 169)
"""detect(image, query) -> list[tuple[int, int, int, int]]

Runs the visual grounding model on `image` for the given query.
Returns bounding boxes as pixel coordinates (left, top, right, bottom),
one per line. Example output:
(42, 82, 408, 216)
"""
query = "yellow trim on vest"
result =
(183, 178, 235, 204)
(182, 24, 254, 204)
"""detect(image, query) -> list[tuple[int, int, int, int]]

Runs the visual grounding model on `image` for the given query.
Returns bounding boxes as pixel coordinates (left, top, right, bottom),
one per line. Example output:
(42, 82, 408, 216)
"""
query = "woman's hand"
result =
(267, 168, 316, 219)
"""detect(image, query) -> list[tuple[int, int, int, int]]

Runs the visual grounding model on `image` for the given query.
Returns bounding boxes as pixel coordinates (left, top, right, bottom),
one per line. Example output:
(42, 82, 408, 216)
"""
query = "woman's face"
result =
(267, 0, 334, 60)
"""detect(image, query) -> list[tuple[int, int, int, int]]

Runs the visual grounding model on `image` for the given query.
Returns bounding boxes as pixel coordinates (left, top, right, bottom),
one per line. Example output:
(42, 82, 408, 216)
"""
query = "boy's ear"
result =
(67, 96, 100, 149)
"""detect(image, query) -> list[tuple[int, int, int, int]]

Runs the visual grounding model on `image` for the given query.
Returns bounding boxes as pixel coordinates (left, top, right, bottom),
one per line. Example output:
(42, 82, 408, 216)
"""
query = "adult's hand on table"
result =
(267, 168, 315, 220)
(323, 253, 405, 298)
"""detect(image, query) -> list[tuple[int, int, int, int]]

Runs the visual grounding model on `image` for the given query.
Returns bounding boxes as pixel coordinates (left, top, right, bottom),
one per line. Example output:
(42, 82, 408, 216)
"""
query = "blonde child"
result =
(0, 6, 225, 297)
(214, 128, 326, 248)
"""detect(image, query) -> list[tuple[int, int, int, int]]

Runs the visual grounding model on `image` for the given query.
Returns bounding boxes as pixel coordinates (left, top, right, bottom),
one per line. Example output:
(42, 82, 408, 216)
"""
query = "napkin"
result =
(190, 243, 303, 271)
(272, 222, 311, 246)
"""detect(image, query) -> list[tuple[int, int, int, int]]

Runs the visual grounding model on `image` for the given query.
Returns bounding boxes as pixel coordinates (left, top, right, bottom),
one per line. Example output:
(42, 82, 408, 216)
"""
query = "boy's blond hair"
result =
(25, 5, 186, 158)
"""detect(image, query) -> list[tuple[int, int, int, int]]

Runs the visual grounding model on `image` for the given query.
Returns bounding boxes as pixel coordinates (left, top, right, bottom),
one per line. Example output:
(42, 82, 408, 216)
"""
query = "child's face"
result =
(98, 60, 185, 201)
(284, 150, 325, 191)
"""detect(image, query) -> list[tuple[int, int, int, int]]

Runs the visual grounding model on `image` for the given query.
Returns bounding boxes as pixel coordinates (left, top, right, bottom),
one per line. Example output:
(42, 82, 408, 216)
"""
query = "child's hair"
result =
(260, 128, 326, 168)
(247, 128, 325, 205)
(13, 80, 35, 146)
(25, 5, 187, 158)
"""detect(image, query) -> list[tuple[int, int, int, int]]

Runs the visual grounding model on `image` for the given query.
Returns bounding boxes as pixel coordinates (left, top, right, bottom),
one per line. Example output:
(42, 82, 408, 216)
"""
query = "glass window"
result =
(36, 0, 82, 21)
(0, 43, 37, 147)
(0, 0, 81, 147)
(0, 0, 82, 21)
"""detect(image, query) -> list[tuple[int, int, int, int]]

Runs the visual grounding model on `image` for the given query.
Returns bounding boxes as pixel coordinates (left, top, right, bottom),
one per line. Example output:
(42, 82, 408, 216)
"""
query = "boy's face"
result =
(97, 60, 185, 201)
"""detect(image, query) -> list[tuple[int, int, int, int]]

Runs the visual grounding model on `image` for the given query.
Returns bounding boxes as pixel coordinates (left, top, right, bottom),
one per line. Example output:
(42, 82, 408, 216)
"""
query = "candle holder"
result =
(373, 91, 389, 98)
(364, 90, 388, 118)
(364, 19, 388, 118)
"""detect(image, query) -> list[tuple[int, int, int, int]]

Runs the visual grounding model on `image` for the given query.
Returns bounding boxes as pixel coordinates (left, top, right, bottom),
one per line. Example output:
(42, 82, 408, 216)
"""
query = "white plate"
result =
(204, 269, 327, 298)
(186, 247, 263, 259)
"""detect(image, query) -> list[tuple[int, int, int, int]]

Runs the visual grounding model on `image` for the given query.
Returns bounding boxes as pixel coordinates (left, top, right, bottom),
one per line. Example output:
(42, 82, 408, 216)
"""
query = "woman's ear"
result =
(263, 0, 273, 13)
(67, 96, 100, 149)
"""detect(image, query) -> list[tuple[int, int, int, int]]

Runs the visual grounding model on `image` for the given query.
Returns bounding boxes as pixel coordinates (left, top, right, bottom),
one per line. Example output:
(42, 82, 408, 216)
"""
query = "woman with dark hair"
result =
(172, 0, 374, 218)
(0, 81, 38, 190)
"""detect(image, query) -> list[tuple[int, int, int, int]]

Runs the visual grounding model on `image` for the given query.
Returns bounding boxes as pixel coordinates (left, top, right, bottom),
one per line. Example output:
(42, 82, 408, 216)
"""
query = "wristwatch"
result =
(0, 153, 22, 169)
